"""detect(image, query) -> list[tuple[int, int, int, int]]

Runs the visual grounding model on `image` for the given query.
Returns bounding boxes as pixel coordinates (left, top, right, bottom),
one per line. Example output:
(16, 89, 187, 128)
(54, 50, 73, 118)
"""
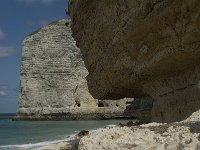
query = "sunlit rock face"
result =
(16, 20, 96, 119)
(69, 0, 200, 122)
(15, 19, 151, 120)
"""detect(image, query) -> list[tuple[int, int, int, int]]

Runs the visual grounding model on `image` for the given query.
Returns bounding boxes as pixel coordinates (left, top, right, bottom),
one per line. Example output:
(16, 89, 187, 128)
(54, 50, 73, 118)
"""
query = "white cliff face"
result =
(19, 20, 95, 114)
(15, 19, 151, 120)
(17, 20, 97, 119)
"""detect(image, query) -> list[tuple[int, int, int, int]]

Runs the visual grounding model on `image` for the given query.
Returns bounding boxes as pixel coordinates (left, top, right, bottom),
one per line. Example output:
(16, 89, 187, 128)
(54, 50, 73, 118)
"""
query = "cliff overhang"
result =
(69, 0, 200, 122)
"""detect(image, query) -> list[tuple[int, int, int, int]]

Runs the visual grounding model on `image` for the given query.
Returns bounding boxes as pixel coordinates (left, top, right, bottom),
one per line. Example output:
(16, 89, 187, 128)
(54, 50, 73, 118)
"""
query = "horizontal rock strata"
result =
(69, 0, 200, 122)
(15, 20, 152, 121)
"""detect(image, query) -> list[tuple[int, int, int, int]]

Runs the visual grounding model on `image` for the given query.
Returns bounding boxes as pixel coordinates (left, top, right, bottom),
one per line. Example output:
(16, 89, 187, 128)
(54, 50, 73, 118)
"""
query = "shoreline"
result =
(31, 110, 200, 149)
(0, 125, 117, 150)
(0, 118, 134, 150)
(7, 121, 200, 150)
(0, 135, 76, 150)
(12, 113, 136, 121)
(1, 110, 200, 150)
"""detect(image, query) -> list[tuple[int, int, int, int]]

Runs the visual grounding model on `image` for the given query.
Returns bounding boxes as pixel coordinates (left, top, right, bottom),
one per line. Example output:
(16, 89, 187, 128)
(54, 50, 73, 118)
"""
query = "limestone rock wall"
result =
(144, 65, 200, 122)
(69, 0, 200, 122)
(15, 20, 151, 120)
(18, 20, 95, 115)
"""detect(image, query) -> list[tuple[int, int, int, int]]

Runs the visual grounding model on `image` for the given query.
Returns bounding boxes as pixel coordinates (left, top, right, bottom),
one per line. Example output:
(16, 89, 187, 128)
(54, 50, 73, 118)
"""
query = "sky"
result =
(0, 0, 69, 113)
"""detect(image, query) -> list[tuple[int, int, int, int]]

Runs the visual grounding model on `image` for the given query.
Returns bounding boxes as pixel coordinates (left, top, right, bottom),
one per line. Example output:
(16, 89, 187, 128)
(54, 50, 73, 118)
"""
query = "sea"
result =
(0, 114, 132, 150)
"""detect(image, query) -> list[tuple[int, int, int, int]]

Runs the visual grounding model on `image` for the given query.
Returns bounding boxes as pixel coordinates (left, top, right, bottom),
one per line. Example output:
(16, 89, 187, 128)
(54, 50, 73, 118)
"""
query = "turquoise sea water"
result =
(0, 114, 132, 149)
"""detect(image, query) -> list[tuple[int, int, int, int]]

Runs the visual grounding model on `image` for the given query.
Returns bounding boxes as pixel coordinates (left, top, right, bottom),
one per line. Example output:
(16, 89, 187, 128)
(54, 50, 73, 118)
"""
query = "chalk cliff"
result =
(69, 0, 200, 122)
(15, 20, 152, 120)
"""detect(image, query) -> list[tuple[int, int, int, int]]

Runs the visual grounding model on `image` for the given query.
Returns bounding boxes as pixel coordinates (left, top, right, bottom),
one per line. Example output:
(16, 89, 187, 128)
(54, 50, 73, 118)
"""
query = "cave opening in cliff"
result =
(75, 101, 81, 107)
(98, 102, 104, 107)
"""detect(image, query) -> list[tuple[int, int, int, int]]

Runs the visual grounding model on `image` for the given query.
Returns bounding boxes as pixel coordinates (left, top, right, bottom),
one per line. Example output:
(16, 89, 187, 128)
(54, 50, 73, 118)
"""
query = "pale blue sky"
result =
(0, 0, 68, 113)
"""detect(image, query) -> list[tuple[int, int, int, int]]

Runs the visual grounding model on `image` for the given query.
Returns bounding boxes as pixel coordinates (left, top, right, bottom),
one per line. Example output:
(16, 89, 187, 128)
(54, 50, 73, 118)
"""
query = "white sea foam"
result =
(0, 134, 76, 150)
(0, 119, 131, 150)
(0, 126, 116, 150)
(105, 124, 116, 128)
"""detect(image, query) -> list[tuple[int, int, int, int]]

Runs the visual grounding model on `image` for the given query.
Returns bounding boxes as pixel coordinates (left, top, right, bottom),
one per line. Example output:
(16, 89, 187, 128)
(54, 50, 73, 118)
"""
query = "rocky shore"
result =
(35, 110, 200, 150)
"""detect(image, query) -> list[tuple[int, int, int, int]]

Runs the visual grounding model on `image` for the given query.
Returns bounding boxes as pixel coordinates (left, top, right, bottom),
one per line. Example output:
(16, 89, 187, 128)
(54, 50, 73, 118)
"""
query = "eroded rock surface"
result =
(69, 0, 200, 122)
(15, 20, 151, 120)
(16, 20, 97, 120)
(78, 111, 200, 150)
(30, 110, 200, 150)
(78, 125, 200, 150)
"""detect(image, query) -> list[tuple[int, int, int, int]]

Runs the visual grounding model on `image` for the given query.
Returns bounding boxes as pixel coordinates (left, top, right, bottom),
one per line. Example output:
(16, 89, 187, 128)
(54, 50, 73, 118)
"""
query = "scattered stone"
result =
(119, 120, 145, 127)
(78, 123, 200, 150)
(77, 110, 200, 149)
(77, 130, 89, 138)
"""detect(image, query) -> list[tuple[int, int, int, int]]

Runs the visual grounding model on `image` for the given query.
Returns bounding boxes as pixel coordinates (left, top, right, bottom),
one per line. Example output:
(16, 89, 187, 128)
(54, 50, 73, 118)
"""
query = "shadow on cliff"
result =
(123, 97, 153, 123)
